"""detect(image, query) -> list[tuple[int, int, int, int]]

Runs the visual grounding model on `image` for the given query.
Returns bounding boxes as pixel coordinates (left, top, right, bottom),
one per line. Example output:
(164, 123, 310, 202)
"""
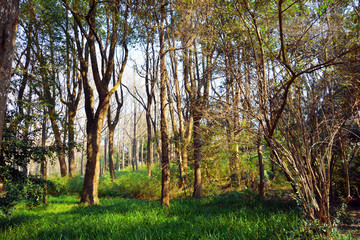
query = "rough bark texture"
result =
(81, 115, 107, 205)
(0, 0, 19, 148)
(159, 1, 170, 207)
(0, 0, 19, 196)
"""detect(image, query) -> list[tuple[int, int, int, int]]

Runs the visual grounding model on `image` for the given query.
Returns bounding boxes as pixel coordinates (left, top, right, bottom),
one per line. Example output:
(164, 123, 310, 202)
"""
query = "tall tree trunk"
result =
(0, 0, 19, 150)
(159, 1, 170, 207)
(0, 0, 19, 195)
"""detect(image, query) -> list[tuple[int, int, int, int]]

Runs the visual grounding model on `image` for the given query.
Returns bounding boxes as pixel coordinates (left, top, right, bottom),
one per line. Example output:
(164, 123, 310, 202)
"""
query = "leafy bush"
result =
(0, 166, 45, 215)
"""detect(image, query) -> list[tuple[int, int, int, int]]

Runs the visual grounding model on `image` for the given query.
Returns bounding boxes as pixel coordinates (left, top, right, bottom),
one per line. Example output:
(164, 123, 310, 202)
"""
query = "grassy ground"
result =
(0, 167, 356, 239)
(0, 192, 306, 240)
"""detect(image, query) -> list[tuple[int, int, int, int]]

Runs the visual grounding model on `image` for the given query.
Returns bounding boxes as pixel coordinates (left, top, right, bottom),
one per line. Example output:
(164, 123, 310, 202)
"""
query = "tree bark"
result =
(193, 115, 202, 198)
(0, 0, 19, 196)
(0, 0, 19, 149)
(81, 113, 108, 205)
(68, 116, 76, 177)
(159, 1, 170, 207)
(108, 127, 116, 179)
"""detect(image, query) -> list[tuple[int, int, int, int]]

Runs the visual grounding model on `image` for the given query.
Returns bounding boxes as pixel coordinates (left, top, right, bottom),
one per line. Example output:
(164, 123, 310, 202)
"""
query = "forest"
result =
(1, 0, 360, 239)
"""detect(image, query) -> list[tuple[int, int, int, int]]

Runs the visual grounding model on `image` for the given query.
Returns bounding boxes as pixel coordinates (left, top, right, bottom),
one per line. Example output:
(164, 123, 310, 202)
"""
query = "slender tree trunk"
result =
(108, 127, 116, 180)
(133, 100, 137, 171)
(193, 115, 202, 198)
(129, 142, 133, 169)
(68, 116, 76, 177)
(41, 111, 48, 204)
(159, 1, 170, 207)
(49, 108, 67, 177)
(258, 133, 265, 197)
(339, 129, 351, 199)
(136, 140, 139, 170)
(116, 149, 119, 171)
(122, 143, 125, 170)
(140, 137, 144, 165)
(81, 139, 84, 177)
(146, 119, 152, 176)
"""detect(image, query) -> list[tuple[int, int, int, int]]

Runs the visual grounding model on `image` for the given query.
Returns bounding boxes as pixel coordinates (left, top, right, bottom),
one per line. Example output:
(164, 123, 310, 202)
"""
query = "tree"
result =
(0, 0, 20, 196)
(159, 0, 170, 207)
(65, 0, 129, 205)
(107, 75, 124, 180)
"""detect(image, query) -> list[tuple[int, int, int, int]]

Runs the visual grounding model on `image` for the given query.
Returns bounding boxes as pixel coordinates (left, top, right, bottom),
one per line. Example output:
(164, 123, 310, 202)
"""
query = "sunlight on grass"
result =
(1, 169, 355, 240)
(0, 192, 305, 240)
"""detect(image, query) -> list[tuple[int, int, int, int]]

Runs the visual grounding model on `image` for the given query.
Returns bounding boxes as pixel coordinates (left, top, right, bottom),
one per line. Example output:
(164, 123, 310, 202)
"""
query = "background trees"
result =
(1, 0, 360, 225)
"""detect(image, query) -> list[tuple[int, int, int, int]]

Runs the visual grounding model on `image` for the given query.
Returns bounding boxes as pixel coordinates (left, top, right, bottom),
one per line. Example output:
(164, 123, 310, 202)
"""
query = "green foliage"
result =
(0, 167, 45, 216)
(0, 113, 55, 216)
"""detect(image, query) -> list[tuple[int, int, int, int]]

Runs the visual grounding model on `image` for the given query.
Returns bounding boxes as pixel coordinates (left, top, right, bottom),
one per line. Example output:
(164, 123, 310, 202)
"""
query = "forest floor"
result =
(0, 191, 357, 240)
(0, 192, 307, 240)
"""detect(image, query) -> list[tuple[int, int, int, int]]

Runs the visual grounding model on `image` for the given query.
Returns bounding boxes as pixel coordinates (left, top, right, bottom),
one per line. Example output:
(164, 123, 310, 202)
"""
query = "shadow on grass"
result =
(0, 213, 40, 230)
(1, 191, 301, 240)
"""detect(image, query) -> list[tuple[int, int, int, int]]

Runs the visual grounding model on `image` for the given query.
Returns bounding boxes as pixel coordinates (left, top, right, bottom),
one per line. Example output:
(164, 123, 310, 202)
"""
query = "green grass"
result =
(0, 192, 305, 240)
(49, 165, 230, 200)
(1, 167, 355, 239)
